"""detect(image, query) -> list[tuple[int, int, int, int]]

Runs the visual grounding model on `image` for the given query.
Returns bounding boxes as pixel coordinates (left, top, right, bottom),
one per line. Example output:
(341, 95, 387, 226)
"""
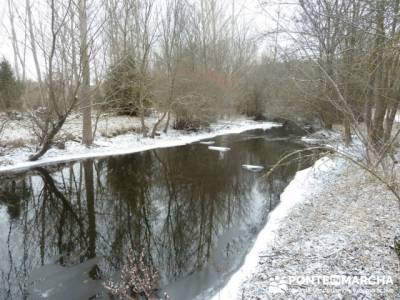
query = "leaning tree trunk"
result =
(150, 111, 167, 138)
(163, 111, 171, 133)
(29, 115, 69, 161)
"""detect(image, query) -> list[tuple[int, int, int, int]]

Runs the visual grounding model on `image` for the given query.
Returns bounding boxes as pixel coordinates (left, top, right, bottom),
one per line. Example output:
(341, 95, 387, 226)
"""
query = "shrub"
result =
(103, 55, 150, 116)
(104, 251, 161, 299)
(169, 68, 230, 130)
(7, 138, 26, 149)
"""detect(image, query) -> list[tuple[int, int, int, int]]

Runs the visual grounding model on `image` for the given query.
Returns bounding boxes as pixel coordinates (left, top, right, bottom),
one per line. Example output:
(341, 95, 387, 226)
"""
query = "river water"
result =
(0, 127, 317, 299)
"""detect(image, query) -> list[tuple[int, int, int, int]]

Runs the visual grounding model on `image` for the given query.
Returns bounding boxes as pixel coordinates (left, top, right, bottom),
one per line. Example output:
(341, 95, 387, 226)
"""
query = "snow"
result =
(241, 164, 264, 172)
(211, 156, 336, 300)
(0, 118, 280, 173)
(212, 129, 400, 299)
(238, 157, 400, 299)
(208, 146, 231, 152)
(301, 129, 341, 144)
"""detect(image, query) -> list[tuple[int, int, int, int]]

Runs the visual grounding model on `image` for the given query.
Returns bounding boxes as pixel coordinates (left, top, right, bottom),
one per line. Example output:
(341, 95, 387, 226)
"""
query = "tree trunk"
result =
(365, 76, 374, 140)
(140, 107, 148, 137)
(163, 111, 171, 133)
(344, 118, 351, 146)
(371, 85, 388, 147)
(26, 0, 42, 85)
(150, 111, 168, 138)
(29, 115, 68, 161)
(8, 0, 21, 81)
(370, 0, 387, 148)
(322, 114, 333, 130)
(384, 102, 399, 142)
(79, 0, 93, 146)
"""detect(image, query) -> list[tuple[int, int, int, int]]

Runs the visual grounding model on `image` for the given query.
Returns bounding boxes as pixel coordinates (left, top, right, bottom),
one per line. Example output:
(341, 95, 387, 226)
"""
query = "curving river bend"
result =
(0, 127, 317, 300)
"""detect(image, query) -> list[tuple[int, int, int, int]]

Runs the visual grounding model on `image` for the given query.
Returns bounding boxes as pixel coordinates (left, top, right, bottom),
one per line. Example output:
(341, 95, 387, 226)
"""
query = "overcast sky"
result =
(0, 0, 293, 79)
(0, 0, 11, 60)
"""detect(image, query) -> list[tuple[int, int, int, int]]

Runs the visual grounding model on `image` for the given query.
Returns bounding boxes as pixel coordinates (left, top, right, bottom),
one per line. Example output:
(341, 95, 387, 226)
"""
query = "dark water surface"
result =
(0, 128, 316, 300)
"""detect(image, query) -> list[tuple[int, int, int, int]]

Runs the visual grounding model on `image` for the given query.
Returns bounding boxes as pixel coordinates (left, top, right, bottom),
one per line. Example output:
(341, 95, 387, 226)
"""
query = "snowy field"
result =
(0, 115, 280, 173)
(0, 114, 159, 143)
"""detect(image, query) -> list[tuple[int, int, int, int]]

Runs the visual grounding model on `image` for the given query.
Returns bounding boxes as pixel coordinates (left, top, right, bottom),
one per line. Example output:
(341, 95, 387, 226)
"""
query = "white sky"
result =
(0, 0, 294, 79)
(0, 0, 10, 59)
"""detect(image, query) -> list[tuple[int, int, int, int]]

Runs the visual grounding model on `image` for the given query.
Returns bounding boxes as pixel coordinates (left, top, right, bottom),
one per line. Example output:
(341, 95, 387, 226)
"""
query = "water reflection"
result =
(0, 129, 316, 300)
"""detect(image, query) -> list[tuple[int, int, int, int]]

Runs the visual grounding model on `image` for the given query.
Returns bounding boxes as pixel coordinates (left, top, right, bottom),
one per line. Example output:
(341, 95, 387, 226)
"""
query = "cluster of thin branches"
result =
(265, 143, 400, 206)
(104, 250, 164, 300)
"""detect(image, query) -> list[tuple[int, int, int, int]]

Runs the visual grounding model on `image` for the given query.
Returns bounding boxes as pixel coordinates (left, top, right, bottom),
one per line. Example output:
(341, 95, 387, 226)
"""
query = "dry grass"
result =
(100, 125, 138, 138)
(6, 138, 26, 149)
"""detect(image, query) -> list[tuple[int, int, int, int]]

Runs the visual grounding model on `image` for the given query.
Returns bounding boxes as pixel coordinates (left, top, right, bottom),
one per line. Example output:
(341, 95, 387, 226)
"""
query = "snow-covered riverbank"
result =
(0, 117, 280, 173)
(212, 134, 400, 299)
(212, 155, 339, 299)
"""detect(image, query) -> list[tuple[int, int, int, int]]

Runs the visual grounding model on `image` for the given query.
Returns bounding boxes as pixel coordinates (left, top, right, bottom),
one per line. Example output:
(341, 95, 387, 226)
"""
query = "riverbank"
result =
(212, 134, 400, 299)
(0, 116, 280, 173)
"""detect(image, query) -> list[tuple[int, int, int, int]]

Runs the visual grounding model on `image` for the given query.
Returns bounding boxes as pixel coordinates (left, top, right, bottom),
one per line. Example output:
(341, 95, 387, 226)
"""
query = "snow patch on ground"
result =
(0, 118, 280, 173)
(212, 156, 336, 300)
(301, 129, 341, 144)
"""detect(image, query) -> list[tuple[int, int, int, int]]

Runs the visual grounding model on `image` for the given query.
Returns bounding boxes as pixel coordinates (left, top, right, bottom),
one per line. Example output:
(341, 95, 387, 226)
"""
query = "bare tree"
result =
(255, 0, 400, 208)
(7, 0, 22, 81)
(26, 0, 42, 86)
(28, 0, 81, 161)
(151, 0, 187, 136)
(102, 0, 158, 136)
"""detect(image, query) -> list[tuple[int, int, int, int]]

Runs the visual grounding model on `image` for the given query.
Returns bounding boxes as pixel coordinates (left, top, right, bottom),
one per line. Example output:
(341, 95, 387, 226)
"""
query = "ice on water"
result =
(200, 140, 215, 145)
(208, 146, 231, 152)
(242, 164, 264, 172)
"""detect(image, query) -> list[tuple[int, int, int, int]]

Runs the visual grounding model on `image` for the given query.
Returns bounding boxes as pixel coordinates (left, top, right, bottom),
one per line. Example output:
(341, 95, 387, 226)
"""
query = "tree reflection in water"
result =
(0, 129, 317, 299)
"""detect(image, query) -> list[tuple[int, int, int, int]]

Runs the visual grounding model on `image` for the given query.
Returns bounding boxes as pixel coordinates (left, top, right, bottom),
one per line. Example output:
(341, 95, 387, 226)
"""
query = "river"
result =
(0, 127, 317, 299)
